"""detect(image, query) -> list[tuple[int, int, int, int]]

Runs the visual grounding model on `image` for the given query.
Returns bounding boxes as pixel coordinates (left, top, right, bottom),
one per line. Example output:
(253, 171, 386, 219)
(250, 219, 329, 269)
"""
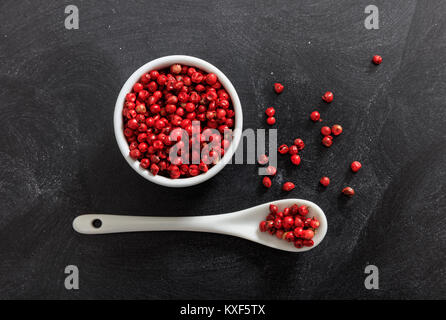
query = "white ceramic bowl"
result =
(114, 55, 243, 187)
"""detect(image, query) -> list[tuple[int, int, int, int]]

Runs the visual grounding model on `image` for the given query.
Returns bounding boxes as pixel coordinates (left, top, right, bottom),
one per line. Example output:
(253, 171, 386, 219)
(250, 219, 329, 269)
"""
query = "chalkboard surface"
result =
(0, 0, 445, 299)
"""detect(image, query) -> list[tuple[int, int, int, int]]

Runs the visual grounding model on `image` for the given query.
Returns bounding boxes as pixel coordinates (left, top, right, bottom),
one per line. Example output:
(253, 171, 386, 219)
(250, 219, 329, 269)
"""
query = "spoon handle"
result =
(73, 214, 229, 235)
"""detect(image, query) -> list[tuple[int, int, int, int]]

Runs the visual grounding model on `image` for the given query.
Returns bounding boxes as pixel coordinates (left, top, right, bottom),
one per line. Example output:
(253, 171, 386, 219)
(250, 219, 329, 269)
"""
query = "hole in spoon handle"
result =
(92, 219, 102, 229)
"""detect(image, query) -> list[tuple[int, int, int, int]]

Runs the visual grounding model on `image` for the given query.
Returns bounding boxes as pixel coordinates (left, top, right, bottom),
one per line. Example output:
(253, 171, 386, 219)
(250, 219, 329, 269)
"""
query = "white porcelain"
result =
(114, 55, 243, 187)
(73, 199, 327, 252)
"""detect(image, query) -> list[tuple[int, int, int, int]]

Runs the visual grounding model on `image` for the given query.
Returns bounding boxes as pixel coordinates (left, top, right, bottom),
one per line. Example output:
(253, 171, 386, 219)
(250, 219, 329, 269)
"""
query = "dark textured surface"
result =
(0, 0, 445, 299)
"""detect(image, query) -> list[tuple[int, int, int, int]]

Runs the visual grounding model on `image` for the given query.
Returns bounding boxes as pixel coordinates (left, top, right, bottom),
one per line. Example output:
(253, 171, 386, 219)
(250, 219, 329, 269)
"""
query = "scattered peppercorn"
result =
(293, 138, 305, 150)
(331, 124, 343, 136)
(266, 116, 276, 125)
(322, 91, 334, 103)
(262, 177, 272, 188)
(288, 145, 299, 155)
(266, 165, 277, 176)
(310, 111, 321, 122)
(282, 182, 295, 191)
(290, 154, 301, 166)
(265, 107, 275, 117)
(322, 136, 333, 147)
(274, 83, 284, 94)
(278, 144, 289, 154)
(351, 161, 362, 172)
(319, 176, 330, 187)
(342, 187, 355, 197)
(372, 55, 382, 65)
(321, 126, 331, 136)
(258, 154, 269, 165)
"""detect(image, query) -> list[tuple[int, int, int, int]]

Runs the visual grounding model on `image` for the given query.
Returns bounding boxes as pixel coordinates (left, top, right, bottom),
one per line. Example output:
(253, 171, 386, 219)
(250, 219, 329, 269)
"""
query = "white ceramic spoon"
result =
(73, 199, 327, 252)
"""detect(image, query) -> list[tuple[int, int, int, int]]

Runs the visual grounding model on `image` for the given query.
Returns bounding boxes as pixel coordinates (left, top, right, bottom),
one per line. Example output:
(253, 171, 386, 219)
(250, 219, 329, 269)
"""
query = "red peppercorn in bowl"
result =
(114, 55, 243, 187)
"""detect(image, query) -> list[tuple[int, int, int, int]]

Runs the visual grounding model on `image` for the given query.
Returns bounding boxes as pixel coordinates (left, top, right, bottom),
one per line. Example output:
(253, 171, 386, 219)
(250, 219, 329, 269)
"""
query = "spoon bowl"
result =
(73, 199, 327, 252)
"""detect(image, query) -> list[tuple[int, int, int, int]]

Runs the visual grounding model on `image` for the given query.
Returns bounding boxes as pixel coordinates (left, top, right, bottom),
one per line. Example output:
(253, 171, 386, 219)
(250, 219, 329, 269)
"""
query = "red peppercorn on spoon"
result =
(73, 199, 327, 252)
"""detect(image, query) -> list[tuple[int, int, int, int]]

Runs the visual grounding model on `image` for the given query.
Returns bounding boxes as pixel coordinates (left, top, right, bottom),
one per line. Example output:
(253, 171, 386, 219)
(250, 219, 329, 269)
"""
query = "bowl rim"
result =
(114, 55, 243, 187)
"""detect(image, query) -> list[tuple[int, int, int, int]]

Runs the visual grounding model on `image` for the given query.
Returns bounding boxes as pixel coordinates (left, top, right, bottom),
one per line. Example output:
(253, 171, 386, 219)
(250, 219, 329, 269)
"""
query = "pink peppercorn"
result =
(294, 217, 304, 228)
(290, 204, 298, 215)
(259, 221, 267, 232)
(266, 117, 276, 125)
(321, 126, 331, 136)
(298, 205, 309, 216)
(290, 154, 301, 166)
(274, 218, 282, 229)
(294, 138, 305, 150)
(282, 182, 295, 192)
(332, 124, 343, 136)
(266, 165, 277, 176)
(302, 229, 314, 240)
(275, 229, 284, 239)
(303, 239, 314, 247)
(342, 186, 355, 197)
(262, 177, 272, 188)
(274, 83, 284, 94)
(282, 216, 294, 230)
(310, 111, 320, 122)
(372, 55, 382, 65)
(127, 119, 139, 130)
(288, 145, 299, 155)
(140, 158, 150, 169)
(265, 107, 275, 117)
(133, 83, 143, 92)
(322, 91, 334, 103)
(258, 154, 269, 165)
(269, 204, 278, 214)
(351, 161, 362, 172)
(310, 219, 320, 229)
(284, 232, 295, 242)
(205, 73, 217, 85)
(294, 239, 304, 248)
(322, 136, 333, 147)
(129, 149, 141, 159)
(320, 176, 330, 187)
(278, 144, 289, 154)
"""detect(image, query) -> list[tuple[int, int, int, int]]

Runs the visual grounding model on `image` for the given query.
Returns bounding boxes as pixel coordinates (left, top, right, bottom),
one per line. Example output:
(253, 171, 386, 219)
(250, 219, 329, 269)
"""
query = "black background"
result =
(0, 0, 445, 299)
